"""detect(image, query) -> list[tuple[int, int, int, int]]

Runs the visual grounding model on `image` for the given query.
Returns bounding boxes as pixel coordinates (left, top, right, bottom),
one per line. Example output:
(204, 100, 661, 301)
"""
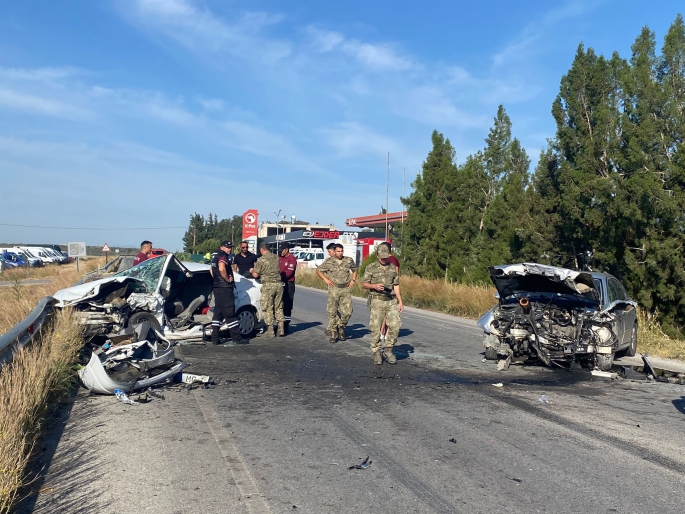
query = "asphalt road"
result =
(23, 286, 685, 514)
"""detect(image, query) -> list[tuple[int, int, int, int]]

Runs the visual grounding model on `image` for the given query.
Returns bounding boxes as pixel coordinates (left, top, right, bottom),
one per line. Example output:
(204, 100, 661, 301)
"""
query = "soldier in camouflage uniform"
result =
(361, 245, 404, 365)
(251, 243, 286, 337)
(316, 244, 358, 343)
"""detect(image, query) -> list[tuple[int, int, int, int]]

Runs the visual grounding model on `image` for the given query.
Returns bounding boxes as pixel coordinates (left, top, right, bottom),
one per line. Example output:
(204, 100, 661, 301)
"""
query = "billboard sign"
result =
(67, 242, 87, 258)
(242, 210, 259, 239)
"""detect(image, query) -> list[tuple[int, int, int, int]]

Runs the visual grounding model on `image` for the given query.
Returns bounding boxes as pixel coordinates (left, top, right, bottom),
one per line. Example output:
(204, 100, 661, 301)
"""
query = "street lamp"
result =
(274, 210, 281, 253)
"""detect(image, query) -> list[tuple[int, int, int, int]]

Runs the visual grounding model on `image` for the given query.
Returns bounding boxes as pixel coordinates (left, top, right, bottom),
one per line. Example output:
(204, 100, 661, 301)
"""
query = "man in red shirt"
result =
(279, 244, 298, 335)
(378, 242, 400, 342)
(133, 240, 152, 266)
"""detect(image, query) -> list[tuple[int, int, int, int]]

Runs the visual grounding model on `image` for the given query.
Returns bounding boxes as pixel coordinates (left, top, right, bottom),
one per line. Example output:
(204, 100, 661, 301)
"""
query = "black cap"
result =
(220, 240, 233, 248)
(280, 243, 292, 250)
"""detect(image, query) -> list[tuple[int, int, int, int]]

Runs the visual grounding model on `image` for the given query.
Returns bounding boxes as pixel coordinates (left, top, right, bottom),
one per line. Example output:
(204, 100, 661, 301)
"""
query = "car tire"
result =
(128, 311, 162, 333)
(485, 345, 498, 360)
(596, 353, 614, 371)
(236, 306, 257, 338)
(623, 325, 638, 357)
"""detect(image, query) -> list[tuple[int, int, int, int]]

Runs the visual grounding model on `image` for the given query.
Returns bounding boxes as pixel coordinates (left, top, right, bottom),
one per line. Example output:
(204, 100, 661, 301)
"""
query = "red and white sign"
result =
(242, 209, 259, 239)
(102, 243, 111, 252)
(302, 230, 340, 239)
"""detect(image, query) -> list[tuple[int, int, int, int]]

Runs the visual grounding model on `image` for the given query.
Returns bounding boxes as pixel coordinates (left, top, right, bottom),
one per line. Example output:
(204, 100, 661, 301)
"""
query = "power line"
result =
(0, 223, 185, 231)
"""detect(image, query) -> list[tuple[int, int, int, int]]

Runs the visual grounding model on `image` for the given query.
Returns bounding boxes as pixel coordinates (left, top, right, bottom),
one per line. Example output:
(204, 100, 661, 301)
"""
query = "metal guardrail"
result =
(0, 296, 57, 368)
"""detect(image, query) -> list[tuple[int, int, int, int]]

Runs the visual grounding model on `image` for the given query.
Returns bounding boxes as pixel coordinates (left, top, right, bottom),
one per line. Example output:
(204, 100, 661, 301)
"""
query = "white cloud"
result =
(198, 98, 225, 111)
(0, 88, 88, 118)
(322, 122, 402, 159)
(0, 66, 83, 81)
(121, 0, 292, 66)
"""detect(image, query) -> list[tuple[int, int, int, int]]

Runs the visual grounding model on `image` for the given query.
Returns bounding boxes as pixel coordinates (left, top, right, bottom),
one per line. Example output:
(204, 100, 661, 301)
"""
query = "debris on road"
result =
(590, 369, 618, 379)
(538, 395, 548, 404)
(175, 372, 213, 385)
(449, 438, 457, 444)
(349, 456, 372, 470)
(114, 389, 139, 405)
(492, 383, 503, 388)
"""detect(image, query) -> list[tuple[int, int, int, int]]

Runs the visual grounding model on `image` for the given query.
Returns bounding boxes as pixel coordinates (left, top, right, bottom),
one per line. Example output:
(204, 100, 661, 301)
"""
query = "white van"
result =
(19, 246, 55, 264)
(297, 248, 326, 268)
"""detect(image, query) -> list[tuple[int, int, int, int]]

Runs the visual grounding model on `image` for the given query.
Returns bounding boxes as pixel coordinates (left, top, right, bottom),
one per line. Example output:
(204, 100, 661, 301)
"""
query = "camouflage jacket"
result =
(362, 261, 399, 293)
(318, 256, 357, 285)
(254, 252, 281, 283)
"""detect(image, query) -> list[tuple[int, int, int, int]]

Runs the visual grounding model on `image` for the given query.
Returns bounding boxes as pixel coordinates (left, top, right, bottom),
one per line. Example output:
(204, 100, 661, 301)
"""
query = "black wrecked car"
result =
(477, 263, 638, 371)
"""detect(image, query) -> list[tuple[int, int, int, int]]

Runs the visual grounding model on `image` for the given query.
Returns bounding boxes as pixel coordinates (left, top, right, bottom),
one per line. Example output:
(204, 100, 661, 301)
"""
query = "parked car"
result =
(1, 247, 43, 267)
(478, 263, 638, 371)
(52, 253, 263, 341)
(0, 257, 18, 271)
(297, 248, 326, 268)
(1, 251, 26, 267)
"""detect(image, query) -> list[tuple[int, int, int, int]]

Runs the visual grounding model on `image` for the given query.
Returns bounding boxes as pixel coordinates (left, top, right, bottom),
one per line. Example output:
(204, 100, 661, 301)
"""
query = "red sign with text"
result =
(242, 209, 259, 239)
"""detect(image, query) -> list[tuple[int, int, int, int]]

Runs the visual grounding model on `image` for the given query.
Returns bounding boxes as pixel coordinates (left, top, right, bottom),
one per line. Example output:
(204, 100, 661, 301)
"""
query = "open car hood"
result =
(489, 263, 599, 303)
(52, 276, 146, 307)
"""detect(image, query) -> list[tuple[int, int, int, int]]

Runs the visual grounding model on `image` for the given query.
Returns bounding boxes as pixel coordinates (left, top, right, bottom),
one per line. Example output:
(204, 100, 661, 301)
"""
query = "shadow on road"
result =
(393, 344, 415, 360)
(289, 321, 322, 334)
(345, 323, 370, 339)
(673, 396, 685, 415)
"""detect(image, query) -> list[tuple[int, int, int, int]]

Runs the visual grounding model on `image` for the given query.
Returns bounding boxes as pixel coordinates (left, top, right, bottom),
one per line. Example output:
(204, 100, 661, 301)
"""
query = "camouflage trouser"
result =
(326, 286, 352, 332)
(261, 282, 285, 326)
(369, 298, 401, 353)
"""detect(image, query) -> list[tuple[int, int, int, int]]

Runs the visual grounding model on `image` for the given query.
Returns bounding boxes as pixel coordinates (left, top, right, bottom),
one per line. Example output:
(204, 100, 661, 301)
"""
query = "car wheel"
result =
(236, 306, 257, 337)
(596, 353, 614, 371)
(128, 311, 162, 333)
(624, 325, 638, 357)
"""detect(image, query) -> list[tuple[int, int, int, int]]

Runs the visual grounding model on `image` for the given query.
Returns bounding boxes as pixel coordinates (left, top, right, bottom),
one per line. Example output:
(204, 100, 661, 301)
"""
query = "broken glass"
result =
(114, 256, 165, 293)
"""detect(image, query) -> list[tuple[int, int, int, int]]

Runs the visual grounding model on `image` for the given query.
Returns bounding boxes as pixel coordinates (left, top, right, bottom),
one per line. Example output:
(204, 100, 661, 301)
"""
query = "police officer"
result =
(316, 243, 358, 343)
(210, 241, 245, 345)
(251, 243, 286, 337)
(361, 245, 403, 365)
(279, 243, 297, 334)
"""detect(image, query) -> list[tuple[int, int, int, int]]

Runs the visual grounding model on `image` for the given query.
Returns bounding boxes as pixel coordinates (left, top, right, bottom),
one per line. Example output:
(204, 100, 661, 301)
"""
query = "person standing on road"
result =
(361, 245, 403, 365)
(377, 242, 400, 343)
(234, 241, 259, 278)
(279, 244, 297, 335)
(210, 240, 245, 345)
(251, 243, 286, 337)
(133, 240, 153, 266)
(316, 243, 358, 343)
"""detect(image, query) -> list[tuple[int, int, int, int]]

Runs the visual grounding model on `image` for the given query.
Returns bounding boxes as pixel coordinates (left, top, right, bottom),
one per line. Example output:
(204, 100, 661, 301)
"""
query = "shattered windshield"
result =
(114, 256, 165, 292)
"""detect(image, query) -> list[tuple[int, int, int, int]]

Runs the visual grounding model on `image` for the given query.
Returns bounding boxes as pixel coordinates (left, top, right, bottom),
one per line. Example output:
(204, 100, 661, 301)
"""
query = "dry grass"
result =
(637, 309, 685, 360)
(296, 268, 685, 359)
(0, 260, 101, 513)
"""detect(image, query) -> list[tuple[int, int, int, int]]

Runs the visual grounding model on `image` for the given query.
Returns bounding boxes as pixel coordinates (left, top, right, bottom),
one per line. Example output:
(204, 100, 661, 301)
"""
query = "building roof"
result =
(345, 211, 407, 228)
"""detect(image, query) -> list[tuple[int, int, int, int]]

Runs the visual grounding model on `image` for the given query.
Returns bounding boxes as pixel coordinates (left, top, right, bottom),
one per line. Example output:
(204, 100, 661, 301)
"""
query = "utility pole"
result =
(385, 152, 390, 241)
(193, 226, 196, 253)
(402, 167, 405, 223)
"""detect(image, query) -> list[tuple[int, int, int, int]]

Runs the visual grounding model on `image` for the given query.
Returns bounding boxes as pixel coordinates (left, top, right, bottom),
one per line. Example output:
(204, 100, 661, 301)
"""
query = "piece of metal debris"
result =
(349, 456, 372, 470)
(538, 395, 548, 404)
(175, 372, 213, 385)
(449, 438, 457, 444)
(492, 383, 503, 388)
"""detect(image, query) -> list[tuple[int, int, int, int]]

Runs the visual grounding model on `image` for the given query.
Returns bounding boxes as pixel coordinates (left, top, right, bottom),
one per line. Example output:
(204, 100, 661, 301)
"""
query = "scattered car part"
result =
(349, 456, 372, 470)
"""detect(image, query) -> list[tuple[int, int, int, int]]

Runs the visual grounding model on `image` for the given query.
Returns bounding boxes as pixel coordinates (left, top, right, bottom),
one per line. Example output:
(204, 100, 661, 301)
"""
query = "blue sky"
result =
(0, 0, 681, 250)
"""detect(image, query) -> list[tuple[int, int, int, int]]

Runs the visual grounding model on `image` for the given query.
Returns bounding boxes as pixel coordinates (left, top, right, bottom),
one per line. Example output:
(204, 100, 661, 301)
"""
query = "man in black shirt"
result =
(210, 240, 245, 344)
(233, 241, 259, 278)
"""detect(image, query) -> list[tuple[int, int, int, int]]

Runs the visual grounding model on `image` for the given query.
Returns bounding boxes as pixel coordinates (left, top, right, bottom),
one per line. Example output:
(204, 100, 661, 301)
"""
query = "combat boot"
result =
(373, 351, 382, 365)
(338, 327, 347, 341)
(284, 322, 290, 335)
(383, 348, 397, 364)
(329, 332, 338, 344)
(277, 322, 285, 337)
(262, 326, 275, 338)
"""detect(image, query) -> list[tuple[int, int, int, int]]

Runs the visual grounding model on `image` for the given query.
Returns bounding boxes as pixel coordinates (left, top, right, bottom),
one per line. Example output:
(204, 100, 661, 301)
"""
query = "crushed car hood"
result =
(52, 276, 145, 307)
(489, 263, 599, 303)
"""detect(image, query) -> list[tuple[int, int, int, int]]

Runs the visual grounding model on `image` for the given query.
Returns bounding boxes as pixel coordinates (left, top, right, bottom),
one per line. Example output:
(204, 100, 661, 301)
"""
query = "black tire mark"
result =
(333, 413, 461, 514)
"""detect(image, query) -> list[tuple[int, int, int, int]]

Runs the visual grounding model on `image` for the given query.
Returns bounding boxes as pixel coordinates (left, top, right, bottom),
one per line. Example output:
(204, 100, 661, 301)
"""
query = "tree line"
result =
(182, 213, 244, 255)
(399, 15, 685, 336)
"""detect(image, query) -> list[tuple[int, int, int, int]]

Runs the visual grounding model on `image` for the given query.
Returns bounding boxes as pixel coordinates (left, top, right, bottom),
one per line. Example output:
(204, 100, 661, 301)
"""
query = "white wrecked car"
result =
(477, 263, 638, 371)
(53, 253, 263, 340)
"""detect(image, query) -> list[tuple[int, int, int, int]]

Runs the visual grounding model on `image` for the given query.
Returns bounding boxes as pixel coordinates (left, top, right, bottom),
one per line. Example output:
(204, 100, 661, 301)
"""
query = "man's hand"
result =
(325, 279, 334, 287)
(398, 300, 404, 313)
(374, 283, 385, 291)
(347, 279, 355, 289)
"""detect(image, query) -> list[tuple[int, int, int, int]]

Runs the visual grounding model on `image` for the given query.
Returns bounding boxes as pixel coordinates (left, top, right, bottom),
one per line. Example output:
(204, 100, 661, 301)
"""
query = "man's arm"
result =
(218, 261, 233, 283)
(316, 259, 334, 287)
(348, 265, 358, 288)
(393, 284, 403, 312)
(361, 266, 384, 291)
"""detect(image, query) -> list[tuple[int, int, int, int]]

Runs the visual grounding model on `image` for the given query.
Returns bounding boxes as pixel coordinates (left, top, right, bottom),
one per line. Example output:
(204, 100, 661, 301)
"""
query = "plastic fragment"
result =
(114, 389, 139, 405)
(538, 395, 548, 404)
